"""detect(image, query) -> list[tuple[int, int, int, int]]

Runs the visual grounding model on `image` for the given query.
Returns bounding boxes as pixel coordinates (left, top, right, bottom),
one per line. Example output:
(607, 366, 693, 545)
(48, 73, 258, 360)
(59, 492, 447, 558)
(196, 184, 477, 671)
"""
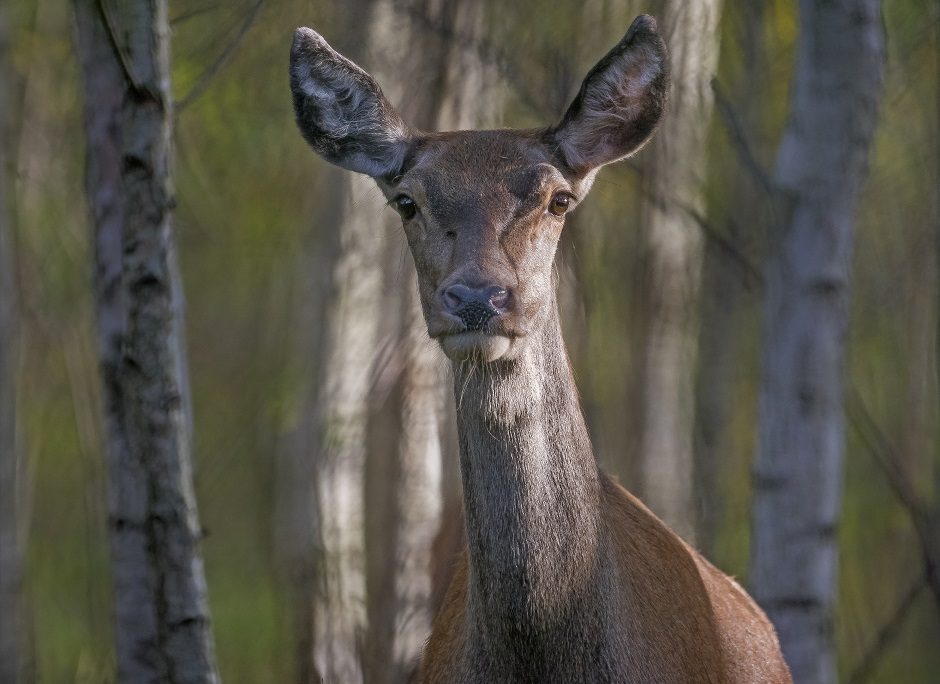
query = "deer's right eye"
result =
(393, 195, 417, 220)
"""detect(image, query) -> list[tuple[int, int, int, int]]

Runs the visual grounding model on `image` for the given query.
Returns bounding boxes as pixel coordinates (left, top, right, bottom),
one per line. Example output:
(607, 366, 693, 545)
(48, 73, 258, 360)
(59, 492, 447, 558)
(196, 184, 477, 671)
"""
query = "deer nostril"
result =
(487, 287, 509, 312)
(442, 284, 472, 313)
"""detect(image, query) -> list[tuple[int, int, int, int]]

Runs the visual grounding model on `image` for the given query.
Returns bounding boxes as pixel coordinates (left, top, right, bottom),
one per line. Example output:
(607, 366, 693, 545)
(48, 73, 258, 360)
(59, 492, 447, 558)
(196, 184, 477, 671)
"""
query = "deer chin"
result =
(439, 332, 514, 362)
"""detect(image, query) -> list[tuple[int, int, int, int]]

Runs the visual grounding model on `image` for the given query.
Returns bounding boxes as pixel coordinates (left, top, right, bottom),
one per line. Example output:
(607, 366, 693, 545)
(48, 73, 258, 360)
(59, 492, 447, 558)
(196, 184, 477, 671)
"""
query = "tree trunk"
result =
(750, 2, 885, 682)
(0, 4, 22, 680)
(638, 0, 723, 543)
(368, 2, 499, 679)
(73, 2, 221, 682)
(310, 165, 389, 682)
(303, 4, 393, 677)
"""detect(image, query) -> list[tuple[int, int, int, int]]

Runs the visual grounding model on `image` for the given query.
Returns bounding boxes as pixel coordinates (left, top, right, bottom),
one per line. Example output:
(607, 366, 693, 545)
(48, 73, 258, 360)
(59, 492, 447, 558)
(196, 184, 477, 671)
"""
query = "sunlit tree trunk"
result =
(367, 3, 500, 679)
(288, 0, 394, 677)
(750, 2, 885, 682)
(638, 0, 723, 543)
(0, 5, 22, 680)
(73, 2, 220, 681)
(308, 165, 388, 682)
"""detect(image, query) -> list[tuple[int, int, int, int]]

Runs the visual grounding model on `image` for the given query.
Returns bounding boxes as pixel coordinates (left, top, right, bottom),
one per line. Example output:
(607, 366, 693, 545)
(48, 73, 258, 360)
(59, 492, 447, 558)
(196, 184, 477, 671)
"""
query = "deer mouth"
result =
(439, 331, 515, 362)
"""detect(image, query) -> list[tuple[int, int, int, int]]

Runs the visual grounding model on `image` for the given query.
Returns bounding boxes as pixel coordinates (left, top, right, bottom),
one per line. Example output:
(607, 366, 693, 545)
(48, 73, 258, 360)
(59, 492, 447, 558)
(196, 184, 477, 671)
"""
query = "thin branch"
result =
(711, 78, 775, 198)
(623, 160, 764, 289)
(170, 3, 220, 26)
(96, 0, 144, 91)
(845, 573, 927, 684)
(845, 387, 927, 525)
(845, 386, 940, 612)
(391, 0, 548, 116)
(176, 0, 264, 112)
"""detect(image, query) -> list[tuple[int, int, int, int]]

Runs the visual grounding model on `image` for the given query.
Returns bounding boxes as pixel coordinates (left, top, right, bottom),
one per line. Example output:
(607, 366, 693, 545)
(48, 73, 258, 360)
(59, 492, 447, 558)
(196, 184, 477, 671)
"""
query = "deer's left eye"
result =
(548, 192, 571, 217)
(393, 195, 417, 220)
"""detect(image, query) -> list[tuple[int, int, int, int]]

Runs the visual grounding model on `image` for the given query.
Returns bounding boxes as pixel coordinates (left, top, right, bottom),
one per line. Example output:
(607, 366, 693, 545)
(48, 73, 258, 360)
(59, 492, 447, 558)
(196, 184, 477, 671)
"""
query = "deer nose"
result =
(442, 284, 509, 331)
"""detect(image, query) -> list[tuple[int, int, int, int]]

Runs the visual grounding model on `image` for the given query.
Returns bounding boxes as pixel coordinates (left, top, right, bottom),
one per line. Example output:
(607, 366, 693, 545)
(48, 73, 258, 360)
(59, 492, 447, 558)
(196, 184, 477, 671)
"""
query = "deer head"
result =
(290, 16, 667, 363)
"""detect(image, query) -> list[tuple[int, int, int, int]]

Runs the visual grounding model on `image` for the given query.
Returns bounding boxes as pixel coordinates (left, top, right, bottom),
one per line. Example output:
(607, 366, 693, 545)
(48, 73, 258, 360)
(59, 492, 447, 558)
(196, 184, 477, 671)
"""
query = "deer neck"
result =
(452, 299, 614, 668)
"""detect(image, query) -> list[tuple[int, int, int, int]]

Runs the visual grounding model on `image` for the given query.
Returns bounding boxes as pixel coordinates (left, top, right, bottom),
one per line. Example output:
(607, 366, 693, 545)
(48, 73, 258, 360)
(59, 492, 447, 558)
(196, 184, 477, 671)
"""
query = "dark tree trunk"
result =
(73, 1, 221, 681)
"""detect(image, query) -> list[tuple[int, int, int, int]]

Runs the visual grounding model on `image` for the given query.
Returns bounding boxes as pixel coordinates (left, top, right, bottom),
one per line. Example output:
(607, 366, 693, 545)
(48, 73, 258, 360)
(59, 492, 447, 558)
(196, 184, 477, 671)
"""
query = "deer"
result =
(289, 14, 792, 683)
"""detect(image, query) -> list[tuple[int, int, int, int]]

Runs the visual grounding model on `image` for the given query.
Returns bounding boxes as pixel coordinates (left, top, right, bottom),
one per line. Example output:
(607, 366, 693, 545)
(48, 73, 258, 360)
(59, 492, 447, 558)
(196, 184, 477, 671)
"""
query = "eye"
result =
(393, 195, 417, 220)
(548, 192, 571, 217)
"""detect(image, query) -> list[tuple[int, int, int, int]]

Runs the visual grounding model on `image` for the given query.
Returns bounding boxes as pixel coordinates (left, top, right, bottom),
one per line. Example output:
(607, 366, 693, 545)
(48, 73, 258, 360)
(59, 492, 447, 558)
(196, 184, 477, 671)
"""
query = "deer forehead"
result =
(392, 131, 574, 232)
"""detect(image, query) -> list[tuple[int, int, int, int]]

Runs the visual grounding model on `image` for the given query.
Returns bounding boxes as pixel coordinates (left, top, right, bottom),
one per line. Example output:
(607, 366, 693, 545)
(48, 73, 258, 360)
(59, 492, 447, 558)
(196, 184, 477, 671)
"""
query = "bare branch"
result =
(711, 78, 775, 198)
(96, 0, 144, 91)
(170, 3, 220, 26)
(623, 160, 764, 289)
(845, 387, 928, 527)
(845, 386, 940, 612)
(176, 0, 264, 112)
(845, 573, 927, 684)
(390, 0, 548, 115)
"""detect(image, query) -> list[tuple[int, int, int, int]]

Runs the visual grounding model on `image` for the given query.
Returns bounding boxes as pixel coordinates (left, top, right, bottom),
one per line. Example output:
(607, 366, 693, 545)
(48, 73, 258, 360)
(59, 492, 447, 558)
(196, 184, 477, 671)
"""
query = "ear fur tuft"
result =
(290, 27, 412, 178)
(547, 15, 669, 175)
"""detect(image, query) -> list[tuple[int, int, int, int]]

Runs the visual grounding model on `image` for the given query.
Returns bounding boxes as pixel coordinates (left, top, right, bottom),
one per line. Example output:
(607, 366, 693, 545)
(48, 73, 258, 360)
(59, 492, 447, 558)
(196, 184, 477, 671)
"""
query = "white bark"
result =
(0, 4, 22, 679)
(279, 2, 393, 680)
(73, 1, 220, 681)
(638, 0, 723, 543)
(311, 170, 388, 683)
(389, 274, 445, 672)
(750, 2, 885, 682)
(387, 3, 500, 676)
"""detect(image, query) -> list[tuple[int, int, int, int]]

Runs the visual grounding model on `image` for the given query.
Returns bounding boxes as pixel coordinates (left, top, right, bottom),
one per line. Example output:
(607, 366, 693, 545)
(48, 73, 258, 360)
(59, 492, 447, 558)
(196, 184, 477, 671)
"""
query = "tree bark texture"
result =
(0, 4, 22, 680)
(638, 0, 723, 543)
(73, 1, 221, 682)
(750, 2, 885, 683)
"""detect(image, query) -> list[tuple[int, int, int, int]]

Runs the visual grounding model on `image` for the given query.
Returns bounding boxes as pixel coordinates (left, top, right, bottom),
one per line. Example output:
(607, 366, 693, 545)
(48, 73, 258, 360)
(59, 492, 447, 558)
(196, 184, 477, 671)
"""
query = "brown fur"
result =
(422, 477, 790, 683)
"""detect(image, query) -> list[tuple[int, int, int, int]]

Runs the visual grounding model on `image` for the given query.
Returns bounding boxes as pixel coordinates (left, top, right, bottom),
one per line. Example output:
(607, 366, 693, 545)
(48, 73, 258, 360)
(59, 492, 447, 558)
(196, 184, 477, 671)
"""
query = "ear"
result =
(290, 27, 413, 178)
(546, 15, 669, 176)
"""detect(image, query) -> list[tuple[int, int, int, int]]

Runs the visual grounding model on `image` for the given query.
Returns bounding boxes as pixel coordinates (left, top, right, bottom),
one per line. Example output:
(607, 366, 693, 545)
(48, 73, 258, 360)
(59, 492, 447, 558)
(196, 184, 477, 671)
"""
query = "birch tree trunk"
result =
(309, 165, 389, 682)
(382, 4, 500, 677)
(750, 2, 885, 682)
(638, 0, 723, 543)
(297, 1, 393, 677)
(0, 4, 22, 679)
(73, 2, 221, 682)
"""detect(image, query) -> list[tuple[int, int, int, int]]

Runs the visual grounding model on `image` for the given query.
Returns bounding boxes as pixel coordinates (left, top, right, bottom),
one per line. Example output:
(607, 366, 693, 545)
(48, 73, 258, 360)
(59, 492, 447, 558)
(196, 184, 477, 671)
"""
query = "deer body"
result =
(290, 15, 791, 682)
(422, 300, 787, 682)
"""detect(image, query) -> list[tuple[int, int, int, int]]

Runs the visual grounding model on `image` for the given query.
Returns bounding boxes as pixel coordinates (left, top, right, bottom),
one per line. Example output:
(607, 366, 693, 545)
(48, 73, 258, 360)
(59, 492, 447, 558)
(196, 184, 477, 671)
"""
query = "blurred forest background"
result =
(0, 0, 938, 682)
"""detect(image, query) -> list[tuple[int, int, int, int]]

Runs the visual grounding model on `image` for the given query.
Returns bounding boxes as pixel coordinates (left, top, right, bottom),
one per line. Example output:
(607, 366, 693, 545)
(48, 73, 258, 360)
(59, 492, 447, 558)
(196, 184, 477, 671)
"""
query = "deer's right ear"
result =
(547, 15, 668, 176)
(290, 27, 413, 178)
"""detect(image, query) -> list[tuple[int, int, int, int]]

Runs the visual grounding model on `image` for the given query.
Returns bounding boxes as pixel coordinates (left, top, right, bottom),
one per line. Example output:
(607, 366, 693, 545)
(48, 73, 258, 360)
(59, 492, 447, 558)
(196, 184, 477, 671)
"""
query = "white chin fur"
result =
(440, 332, 513, 362)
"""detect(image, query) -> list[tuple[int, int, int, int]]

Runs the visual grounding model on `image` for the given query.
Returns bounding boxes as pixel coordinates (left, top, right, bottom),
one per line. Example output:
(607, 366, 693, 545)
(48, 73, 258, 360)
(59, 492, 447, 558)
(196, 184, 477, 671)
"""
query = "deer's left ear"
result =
(290, 27, 413, 178)
(547, 15, 669, 176)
